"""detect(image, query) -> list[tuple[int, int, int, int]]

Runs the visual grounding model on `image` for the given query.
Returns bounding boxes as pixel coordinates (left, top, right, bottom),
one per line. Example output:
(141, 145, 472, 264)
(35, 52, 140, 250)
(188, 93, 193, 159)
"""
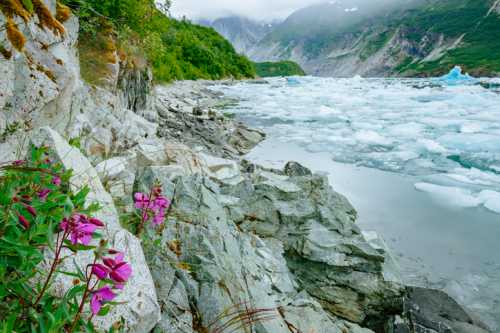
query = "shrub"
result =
(0, 145, 131, 332)
(60, 0, 256, 83)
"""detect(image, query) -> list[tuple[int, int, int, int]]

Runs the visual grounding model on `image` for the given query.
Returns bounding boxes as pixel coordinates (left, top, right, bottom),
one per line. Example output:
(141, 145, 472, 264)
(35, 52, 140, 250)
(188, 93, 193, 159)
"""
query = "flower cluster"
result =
(90, 250, 132, 314)
(134, 186, 170, 228)
(0, 145, 133, 332)
(60, 214, 105, 245)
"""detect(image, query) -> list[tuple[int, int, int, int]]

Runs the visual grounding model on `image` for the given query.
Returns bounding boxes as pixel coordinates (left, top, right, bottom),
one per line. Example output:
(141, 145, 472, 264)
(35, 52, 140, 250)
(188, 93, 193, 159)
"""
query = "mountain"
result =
(247, 0, 500, 77)
(199, 16, 276, 54)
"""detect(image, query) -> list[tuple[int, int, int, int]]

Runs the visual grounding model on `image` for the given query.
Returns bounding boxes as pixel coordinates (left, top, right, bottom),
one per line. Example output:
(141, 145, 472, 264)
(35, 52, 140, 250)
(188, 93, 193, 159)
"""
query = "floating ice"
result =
(414, 183, 481, 208)
(415, 182, 500, 213)
(211, 75, 500, 213)
(286, 77, 301, 86)
(437, 66, 478, 85)
(478, 190, 500, 214)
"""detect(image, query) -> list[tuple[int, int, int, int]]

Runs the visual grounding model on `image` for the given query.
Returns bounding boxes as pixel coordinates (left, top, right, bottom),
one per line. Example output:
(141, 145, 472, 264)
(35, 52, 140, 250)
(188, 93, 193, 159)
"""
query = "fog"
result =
(170, 0, 424, 22)
(169, 0, 324, 21)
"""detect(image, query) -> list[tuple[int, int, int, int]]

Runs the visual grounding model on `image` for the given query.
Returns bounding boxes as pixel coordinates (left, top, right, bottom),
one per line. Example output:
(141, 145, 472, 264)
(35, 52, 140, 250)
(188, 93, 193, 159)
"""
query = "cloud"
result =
(170, 0, 324, 21)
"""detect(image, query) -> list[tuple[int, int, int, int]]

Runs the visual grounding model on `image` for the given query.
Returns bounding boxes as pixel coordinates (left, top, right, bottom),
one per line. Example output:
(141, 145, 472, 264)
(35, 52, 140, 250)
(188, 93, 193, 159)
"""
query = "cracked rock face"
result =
(136, 154, 403, 333)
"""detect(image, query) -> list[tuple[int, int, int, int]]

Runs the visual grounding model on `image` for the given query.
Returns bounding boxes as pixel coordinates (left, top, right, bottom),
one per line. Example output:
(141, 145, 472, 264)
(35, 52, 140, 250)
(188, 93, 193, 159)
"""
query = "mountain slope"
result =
(60, 0, 255, 83)
(199, 16, 276, 55)
(248, 0, 500, 77)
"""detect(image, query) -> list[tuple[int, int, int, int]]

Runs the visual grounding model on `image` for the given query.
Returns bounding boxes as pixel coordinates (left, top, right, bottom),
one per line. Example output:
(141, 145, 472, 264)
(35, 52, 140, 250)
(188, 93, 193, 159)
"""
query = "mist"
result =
(170, 0, 425, 22)
(169, 0, 324, 22)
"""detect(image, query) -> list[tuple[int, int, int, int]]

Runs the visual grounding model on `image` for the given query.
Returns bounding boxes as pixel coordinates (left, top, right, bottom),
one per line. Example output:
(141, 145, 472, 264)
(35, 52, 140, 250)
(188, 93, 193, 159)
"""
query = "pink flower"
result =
(38, 188, 51, 201)
(152, 213, 165, 226)
(52, 176, 61, 186)
(13, 160, 25, 166)
(134, 193, 150, 209)
(90, 286, 116, 315)
(60, 214, 102, 245)
(109, 262, 132, 283)
(70, 223, 98, 245)
(154, 197, 170, 209)
(91, 264, 110, 280)
(103, 252, 132, 284)
(18, 214, 30, 229)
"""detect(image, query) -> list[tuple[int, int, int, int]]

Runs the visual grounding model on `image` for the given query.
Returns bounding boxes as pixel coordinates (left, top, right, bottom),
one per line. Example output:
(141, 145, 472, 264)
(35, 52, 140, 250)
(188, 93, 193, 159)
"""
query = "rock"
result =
(199, 152, 244, 185)
(219, 166, 404, 325)
(142, 171, 362, 333)
(0, 0, 79, 133)
(96, 156, 136, 212)
(154, 83, 265, 158)
(31, 127, 160, 332)
(284, 161, 313, 177)
(388, 287, 492, 333)
(118, 59, 153, 112)
(228, 125, 266, 155)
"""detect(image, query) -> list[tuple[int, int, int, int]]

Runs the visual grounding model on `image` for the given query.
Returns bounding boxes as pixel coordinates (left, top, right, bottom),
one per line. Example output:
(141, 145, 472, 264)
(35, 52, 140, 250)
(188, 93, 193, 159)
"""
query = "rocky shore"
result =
(0, 1, 492, 332)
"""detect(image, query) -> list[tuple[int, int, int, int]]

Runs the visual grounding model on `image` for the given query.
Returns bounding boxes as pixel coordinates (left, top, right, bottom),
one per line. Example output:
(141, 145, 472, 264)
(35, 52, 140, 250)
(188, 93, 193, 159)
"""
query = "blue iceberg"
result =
(286, 77, 301, 86)
(437, 66, 478, 85)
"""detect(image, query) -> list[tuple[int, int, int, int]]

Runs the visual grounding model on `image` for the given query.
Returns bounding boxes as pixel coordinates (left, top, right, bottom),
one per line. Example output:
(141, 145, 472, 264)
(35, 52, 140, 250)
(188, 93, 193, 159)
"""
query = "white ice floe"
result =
(415, 182, 500, 213)
(212, 75, 500, 213)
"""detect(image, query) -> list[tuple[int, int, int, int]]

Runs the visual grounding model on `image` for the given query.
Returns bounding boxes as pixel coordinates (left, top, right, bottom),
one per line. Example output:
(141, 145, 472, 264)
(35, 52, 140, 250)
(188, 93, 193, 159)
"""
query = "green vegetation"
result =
(260, 0, 500, 76)
(359, 30, 393, 60)
(400, 0, 500, 76)
(0, 146, 131, 332)
(254, 61, 306, 77)
(61, 0, 255, 84)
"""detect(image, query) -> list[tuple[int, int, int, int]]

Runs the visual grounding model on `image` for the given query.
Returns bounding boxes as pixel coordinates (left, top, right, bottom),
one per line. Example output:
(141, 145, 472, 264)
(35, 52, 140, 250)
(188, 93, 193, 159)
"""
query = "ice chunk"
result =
(286, 77, 301, 86)
(437, 66, 478, 85)
(478, 190, 500, 214)
(354, 130, 393, 145)
(414, 183, 481, 208)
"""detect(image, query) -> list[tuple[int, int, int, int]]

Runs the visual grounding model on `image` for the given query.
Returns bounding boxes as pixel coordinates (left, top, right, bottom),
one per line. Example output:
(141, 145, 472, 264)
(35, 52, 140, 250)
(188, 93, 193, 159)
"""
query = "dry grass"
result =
(207, 302, 277, 333)
(32, 0, 65, 35)
(6, 17, 26, 51)
(0, 0, 31, 22)
(0, 44, 13, 60)
(55, 1, 71, 23)
(35, 63, 56, 82)
(78, 24, 119, 86)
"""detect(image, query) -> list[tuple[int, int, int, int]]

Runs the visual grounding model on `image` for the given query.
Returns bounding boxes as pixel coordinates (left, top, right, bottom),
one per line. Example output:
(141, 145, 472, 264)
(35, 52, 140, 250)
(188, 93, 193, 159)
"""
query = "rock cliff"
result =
(0, 1, 491, 332)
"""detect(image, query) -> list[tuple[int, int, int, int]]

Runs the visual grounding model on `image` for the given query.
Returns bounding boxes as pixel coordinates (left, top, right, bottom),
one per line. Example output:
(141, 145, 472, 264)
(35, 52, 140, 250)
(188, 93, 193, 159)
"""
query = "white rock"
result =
(32, 127, 160, 332)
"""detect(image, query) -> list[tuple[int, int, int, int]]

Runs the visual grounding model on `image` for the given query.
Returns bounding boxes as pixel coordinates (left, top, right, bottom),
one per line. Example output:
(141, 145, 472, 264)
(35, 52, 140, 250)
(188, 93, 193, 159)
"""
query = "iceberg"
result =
(437, 66, 478, 85)
(286, 77, 301, 86)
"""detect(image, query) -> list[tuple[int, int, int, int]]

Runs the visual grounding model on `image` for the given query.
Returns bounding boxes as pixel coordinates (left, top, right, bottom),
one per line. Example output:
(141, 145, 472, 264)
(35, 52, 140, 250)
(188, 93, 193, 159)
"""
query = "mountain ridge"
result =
(207, 0, 500, 77)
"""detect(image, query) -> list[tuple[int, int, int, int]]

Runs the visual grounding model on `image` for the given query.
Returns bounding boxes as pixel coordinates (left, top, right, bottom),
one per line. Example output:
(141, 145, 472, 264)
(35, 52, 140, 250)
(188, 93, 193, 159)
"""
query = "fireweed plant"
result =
(133, 185, 170, 236)
(0, 145, 131, 332)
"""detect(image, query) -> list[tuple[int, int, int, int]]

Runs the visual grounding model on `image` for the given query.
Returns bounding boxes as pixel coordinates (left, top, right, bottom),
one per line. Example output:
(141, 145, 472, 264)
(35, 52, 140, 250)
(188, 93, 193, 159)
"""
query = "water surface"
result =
(212, 77, 500, 330)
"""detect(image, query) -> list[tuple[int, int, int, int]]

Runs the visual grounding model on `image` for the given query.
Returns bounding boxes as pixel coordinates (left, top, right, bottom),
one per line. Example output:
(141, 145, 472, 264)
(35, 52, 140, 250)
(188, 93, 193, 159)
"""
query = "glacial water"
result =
(211, 76, 500, 330)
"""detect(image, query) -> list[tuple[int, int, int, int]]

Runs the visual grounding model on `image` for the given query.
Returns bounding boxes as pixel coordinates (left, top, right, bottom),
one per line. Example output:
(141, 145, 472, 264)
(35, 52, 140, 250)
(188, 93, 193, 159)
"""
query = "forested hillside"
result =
(247, 0, 500, 77)
(61, 0, 255, 83)
(254, 61, 305, 77)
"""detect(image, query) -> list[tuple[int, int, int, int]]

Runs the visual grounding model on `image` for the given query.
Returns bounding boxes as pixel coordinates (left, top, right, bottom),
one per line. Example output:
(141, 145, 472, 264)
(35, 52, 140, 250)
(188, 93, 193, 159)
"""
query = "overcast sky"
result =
(170, 0, 324, 21)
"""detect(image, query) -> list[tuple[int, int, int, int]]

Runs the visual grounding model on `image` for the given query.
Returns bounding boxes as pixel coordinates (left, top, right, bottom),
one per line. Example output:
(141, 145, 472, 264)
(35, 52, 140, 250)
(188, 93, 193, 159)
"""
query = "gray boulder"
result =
(219, 163, 404, 325)
(386, 287, 491, 333)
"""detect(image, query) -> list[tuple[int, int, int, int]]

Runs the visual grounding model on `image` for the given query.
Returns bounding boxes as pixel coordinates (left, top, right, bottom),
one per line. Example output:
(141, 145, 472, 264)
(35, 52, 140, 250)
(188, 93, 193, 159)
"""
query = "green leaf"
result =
(63, 240, 96, 252)
(97, 305, 111, 316)
(21, 0, 34, 13)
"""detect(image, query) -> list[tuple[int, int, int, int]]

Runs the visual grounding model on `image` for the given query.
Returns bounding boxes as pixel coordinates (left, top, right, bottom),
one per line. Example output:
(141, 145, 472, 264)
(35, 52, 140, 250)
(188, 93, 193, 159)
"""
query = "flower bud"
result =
(18, 214, 30, 229)
(25, 205, 37, 217)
